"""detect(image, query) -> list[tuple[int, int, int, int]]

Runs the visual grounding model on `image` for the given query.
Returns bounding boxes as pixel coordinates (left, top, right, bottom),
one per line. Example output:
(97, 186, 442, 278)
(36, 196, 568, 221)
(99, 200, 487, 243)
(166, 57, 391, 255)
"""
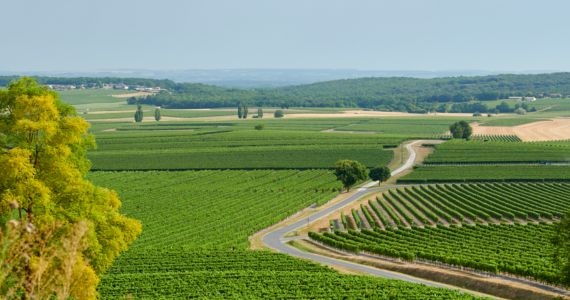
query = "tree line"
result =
(127, 72, 570, 112)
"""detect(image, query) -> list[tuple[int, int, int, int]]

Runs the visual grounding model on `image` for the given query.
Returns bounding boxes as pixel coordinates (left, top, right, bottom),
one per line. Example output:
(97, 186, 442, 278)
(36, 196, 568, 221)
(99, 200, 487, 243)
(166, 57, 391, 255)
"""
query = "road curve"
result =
(262, 140, 455, 288)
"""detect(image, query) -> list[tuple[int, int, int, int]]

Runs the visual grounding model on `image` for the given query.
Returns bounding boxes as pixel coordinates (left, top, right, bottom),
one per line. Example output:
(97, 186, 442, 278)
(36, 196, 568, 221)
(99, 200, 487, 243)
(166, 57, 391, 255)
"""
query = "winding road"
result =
(262, 140, 456, 288)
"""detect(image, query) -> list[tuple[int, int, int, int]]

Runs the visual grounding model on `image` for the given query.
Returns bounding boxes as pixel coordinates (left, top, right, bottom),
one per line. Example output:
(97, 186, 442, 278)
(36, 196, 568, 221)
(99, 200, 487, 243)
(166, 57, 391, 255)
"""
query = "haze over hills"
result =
(0, 69, 559, 88)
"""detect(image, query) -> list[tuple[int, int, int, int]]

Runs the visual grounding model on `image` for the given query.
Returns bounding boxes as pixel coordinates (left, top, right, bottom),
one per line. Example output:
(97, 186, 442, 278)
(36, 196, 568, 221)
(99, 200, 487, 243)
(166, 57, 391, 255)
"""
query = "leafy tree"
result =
(154, 107, 161, 121)
(369, 166, 391, 184)
(0, 78, 141, 298)
(258, 107, 263, 118)
(515, 107, 526, 115)
(0, 219, 98, 299)
(243, 104, 249, 119)
(237, 103, 243, 119)
(553, 211, 570, 285)
(496, 101, 512, 113)
(134, 103, 143, 122)
(449, 121, 472, 139)
(334, 160, 368, 192)
(274, 110, 284, 118)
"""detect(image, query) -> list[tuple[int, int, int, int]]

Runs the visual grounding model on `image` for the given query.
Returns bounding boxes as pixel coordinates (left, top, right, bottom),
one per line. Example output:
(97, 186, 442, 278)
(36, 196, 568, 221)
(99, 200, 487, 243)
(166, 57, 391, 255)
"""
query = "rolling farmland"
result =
(89, 130, 398, 170)
(314, 181, 570, 284)
(91, 170, 474, 298)
(60, 88, 570, 297)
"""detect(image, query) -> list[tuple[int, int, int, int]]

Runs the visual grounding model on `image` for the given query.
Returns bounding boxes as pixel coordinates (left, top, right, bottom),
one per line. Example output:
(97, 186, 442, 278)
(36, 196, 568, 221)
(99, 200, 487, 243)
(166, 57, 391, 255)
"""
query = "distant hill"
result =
(131, 72, 570, 112)
(2, 73, 570, 113)
(0, 69, 504, 88)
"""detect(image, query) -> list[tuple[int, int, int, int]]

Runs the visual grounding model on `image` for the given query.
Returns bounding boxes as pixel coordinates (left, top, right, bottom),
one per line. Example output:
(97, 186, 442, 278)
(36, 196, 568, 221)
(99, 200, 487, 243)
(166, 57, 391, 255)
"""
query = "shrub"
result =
(274, 110, 285, 118)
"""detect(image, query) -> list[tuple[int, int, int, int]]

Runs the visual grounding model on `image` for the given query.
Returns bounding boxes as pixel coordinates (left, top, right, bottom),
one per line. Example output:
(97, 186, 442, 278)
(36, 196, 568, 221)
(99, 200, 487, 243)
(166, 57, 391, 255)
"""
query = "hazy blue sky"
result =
(1, 0, 569, 72)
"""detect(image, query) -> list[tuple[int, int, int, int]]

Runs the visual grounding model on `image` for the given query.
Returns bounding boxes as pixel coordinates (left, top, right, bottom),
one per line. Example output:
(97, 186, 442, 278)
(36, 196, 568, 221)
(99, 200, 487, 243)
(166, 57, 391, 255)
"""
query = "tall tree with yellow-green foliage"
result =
(0, 78, 141, 299)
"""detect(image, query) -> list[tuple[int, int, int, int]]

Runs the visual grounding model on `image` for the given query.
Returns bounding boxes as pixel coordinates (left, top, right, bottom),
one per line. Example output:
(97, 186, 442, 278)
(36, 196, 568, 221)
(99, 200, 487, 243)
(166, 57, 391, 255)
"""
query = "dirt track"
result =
(286, 110, 474, 118)
(111, 92, 154, 98)
(472, 119, 570, 141)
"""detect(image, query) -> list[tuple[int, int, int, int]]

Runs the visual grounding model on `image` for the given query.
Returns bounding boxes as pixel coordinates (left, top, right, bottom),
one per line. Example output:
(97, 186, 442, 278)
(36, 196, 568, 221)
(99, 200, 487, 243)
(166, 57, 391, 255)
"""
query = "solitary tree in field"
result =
(134, 103, 144, 122)
(553, 211, 570, 285)
(369, 166, 391, 185)
(243, 104, 249, 119)
(258, 107, 263, 118)
(274, 109, 284, 118)
(334, 160, 368, 192)
(237, 103, 243, 119)
(154, 107, 161, 121)
(449, 121, 472, 139)
(0, 78, 141, 299)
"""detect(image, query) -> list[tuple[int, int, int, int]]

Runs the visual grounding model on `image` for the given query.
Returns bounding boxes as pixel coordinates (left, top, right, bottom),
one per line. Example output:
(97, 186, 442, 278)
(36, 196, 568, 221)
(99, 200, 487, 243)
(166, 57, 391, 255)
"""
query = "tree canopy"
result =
(334, 160, 368, 192)
(369, 166, 391, 184)
(0, 78, 141, 298)
(449, 121, 473, 139)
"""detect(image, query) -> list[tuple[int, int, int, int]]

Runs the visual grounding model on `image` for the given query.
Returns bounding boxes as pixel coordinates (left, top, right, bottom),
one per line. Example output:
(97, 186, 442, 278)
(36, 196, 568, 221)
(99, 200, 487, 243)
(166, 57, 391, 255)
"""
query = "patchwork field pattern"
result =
(91, 170, 475, 299)
(89, 130, 399, 170)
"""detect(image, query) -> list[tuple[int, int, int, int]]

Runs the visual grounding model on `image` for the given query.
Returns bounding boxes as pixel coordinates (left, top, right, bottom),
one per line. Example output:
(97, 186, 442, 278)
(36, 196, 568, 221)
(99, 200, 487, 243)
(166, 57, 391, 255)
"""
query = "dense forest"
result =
(2, 73, 570, 112)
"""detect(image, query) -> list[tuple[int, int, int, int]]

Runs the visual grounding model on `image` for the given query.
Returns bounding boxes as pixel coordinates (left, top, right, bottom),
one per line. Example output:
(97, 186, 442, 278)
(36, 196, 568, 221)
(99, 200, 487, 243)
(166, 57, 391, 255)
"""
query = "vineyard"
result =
(91, 170, 473, 298)
(437, 134, 522, 142)
(330, 118, 462, 136)
(89, 129, 398, 170)
(424, 140, 570, 164)
(99, 249, 475, 299)
(310, 223, 560, 284)
(399, 165, 570, 182)
(89, 170, 341, 249)
(314, 181, 570, 284)
(330, 183, 570, 231)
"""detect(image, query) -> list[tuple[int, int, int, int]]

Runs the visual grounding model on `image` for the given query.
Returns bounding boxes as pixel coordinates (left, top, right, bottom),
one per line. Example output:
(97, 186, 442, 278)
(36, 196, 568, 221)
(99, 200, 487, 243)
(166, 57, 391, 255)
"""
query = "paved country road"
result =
(262, 140, 459, 288)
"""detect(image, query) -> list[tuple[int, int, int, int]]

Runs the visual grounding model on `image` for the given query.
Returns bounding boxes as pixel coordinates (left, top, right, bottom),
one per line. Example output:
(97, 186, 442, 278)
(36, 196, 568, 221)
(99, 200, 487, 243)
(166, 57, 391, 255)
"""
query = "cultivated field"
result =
(424, 140, 570, 164)
(56, 88, 570, 298)
(311, 223, 559, 284)
(90, 170, 474, 298)
(472, 119, 570, 141)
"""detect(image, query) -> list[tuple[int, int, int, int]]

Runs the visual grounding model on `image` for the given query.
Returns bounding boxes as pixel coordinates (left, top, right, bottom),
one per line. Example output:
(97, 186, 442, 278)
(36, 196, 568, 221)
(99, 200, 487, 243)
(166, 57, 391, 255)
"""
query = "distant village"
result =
(46, 83, 163, 93)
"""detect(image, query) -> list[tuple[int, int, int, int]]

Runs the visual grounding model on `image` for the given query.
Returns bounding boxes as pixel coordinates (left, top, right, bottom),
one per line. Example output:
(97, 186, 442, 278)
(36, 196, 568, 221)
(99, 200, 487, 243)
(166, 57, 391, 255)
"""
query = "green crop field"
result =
(83, 108, 236, 120)
(424, 140, 570, 164)
(330, 118, 466, 136)
(311, 223, 559, 284)
(398, 165, 570, 182)
(90, 170, 474, 299)
(89, 129, 399, 170)
(58, 89, 132, 105)
(478, 118, 544, 127)
(331, 183, 570, 231)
